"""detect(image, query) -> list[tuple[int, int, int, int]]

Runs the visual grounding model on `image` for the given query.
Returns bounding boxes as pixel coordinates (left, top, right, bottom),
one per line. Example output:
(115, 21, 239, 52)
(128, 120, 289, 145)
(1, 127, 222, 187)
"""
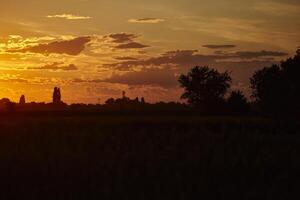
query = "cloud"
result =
(115, 42, 149, 49)
(0, 78, 28, 83)
(203, 45, 236, 49)
(254, 2, 300, 16)
(231, 50, 288, 59)
(104, 49, 288, 71)
(46, 14, 92, 20)
(104, 68, 178, 88)
(114, 56, 139, 60)
(101, 49, 285, 95)
(105, 33, 149, 49)
(128, 18, 165, 24)
(104, 50, 219, 70)
(108, 33, 138, 43)
(8, 36, 91, 55)
(61, 64, 78, 71)
(29, 62, 78, 71)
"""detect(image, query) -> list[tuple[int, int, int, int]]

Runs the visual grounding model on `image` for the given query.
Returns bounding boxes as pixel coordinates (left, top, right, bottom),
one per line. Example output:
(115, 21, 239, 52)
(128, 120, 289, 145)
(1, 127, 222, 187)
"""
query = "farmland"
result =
(0, 113, 299, 199)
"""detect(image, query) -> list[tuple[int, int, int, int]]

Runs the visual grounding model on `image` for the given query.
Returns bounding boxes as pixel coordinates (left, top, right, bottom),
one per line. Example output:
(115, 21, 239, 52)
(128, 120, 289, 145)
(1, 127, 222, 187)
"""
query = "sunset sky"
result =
(0, 0, 299, 103)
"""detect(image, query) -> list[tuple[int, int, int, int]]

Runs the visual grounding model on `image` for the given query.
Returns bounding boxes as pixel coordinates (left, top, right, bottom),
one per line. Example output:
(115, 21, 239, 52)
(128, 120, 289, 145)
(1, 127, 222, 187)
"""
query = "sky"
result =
(0, 0, 299, 103)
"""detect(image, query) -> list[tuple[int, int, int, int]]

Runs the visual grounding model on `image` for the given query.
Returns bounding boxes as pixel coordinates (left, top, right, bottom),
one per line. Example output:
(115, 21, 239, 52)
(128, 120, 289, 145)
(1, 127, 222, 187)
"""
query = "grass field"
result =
(0, 114, 299, 199)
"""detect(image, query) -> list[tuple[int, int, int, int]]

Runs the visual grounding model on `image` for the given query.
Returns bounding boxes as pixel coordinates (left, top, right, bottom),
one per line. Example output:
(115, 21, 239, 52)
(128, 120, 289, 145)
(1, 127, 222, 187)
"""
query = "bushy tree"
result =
(227, 90, 248, 114)
(178, 66, 231, 111)
(250, 50, 300, 115)
(105, 98, 115, 105)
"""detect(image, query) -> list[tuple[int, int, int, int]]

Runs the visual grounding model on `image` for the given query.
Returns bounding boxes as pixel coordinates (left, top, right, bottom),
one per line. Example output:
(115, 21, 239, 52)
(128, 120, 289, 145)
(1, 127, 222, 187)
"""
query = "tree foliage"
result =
(53, 87, 62, 104)
(250, 50, 300, 114)
(19, 95, 26, 105)
(227, 90, 248, 114)
(178, 66, 232, 109)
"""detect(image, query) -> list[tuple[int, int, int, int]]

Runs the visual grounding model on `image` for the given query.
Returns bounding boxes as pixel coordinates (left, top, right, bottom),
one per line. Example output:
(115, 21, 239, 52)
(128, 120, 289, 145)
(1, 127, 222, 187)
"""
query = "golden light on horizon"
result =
(0, 0, 299, 103)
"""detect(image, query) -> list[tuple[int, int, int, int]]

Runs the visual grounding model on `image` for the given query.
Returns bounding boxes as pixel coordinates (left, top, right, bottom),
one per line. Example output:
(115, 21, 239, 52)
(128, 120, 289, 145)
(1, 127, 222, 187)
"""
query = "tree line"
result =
(179, 49, 300, 116)
(0, 50, 299, 116)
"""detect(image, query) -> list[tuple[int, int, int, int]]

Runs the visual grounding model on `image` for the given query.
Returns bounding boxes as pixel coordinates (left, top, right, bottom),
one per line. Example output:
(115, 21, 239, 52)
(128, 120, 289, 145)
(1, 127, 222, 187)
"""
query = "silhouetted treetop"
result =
(178, 66, 231, 108)
(250, 50, 300, 115)
(19, 95, 26, 105)
(227, 90, 248, 114)
(53, 87, 62, 104)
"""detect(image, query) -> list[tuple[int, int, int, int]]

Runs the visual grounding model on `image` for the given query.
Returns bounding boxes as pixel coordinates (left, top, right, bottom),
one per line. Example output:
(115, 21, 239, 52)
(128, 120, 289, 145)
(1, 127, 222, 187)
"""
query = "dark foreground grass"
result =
(0, 114, 299, 199)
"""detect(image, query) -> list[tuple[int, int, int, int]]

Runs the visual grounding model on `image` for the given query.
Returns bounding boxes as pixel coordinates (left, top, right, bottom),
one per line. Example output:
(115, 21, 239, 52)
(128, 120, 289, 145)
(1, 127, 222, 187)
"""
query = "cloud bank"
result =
(8, 36, 91, 55)
(203, 45, 236, 49)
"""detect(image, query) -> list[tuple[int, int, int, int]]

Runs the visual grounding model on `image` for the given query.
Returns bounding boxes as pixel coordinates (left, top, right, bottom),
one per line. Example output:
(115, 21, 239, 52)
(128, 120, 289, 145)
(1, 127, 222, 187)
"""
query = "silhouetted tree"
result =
(53, 87, 62, 104)
(0, 98, 11, 110)
(141, 97, 145, 104)
(178, 66, 231, 111)
(227, 90, 248, 114)
(122, 91, 126, 99)
(19, 95, 26, 105)
(105, 98, 115, 105)
(250, 50, 300, 115)
(0, 98, 10, 105)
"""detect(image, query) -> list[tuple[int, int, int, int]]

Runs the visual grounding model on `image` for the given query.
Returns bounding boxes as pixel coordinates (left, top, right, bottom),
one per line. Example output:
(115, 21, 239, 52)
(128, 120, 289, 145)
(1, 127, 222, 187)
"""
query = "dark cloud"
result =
(115, 42, 149, 49)
(29, 62, 78, 71)
(114, 56, 139, 60)
(73, 68, 178, 88)
(106, 33, 149, 49)
(101, 49, 286, 94)
(232, 50, 288, 58)
(108, 33, 137, 43)
(104, 50, 219, 70)
(104, 49, 288, 71)
(9, 37, 91, 55)
(128, 18, 165, 23)
(203, 45, 236, 49)
(61, 64, 78, 71)
(104, 68, 178, 88)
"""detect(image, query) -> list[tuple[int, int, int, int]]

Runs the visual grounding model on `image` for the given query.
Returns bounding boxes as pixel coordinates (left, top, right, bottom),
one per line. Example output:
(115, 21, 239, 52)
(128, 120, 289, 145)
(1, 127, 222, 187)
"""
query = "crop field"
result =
(0, 114, 299, 199)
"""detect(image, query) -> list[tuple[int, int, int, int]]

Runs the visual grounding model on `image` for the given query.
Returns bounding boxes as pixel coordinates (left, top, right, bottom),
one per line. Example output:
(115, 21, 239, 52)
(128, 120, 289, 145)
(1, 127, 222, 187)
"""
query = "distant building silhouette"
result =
(53, 87, 62, 104)
(19, 95, 26, 105)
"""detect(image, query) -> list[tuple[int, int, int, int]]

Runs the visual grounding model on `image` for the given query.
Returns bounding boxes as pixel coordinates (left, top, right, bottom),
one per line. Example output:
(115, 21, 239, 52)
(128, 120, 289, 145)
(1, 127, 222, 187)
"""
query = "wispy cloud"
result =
(29, 62, 78, 71)
(128, 18, 165, 24)
(105, 33, 149, 49)
(254, 2, 300, 16)
(203, 45, 236, 49)
(46, 14, 92, 20)
(8, 36, 91, 55)
(115, 42, 149, 49)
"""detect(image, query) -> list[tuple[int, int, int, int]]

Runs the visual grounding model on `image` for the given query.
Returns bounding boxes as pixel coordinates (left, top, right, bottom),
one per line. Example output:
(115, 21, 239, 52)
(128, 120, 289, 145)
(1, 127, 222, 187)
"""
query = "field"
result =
(0, 113, 299, 199)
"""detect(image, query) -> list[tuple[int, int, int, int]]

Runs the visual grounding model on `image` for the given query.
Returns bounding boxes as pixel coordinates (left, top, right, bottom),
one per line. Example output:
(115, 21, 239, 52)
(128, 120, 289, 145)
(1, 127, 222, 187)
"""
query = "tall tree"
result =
(19, 95, 26, 105)
(53, 87, 62, 104)
(250, 50, 300, 114)
(178, 66, 231, 110)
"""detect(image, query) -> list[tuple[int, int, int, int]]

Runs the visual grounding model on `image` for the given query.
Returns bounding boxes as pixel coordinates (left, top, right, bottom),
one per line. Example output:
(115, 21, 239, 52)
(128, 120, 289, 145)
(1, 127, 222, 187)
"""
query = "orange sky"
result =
(0, 0, 299, 103)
